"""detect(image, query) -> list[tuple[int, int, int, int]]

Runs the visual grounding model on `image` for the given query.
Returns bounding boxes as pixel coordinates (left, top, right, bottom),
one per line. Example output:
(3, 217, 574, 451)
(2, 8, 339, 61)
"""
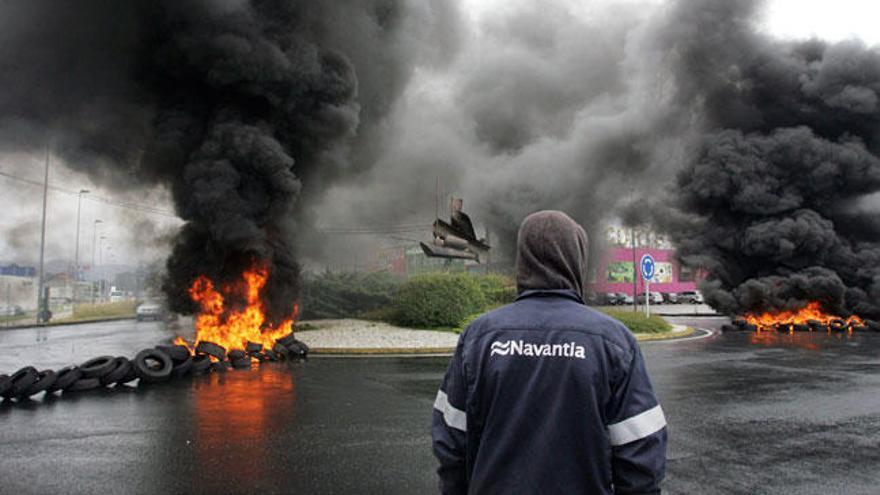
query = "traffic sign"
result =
(640, 254, 655, 281)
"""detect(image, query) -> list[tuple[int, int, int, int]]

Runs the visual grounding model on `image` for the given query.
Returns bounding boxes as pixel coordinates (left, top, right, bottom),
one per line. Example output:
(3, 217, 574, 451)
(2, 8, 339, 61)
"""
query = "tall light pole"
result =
(74, 189, 89, 276)
(91, 219, 103, 269)
(98, 236, 106, 266)
(36, 143, 50, 323)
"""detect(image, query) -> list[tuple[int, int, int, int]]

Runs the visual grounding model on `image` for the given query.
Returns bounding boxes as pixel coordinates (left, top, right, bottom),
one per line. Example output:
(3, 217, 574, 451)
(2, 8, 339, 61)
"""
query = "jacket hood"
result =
(515, 210, 589, 300)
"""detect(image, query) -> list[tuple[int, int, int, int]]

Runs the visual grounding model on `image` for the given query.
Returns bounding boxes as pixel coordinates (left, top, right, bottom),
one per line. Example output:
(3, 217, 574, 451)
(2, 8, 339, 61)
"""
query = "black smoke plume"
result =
(0, 0, 457, 324)
(654, 0, 880, 319)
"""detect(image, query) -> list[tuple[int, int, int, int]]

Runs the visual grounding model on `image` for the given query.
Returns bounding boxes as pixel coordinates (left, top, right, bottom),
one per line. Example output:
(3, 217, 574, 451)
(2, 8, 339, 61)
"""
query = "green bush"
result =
(392, 273, 487, 328)
(301, 271, 401, 320)
(600, 309, 671, 334)
(476, 274, 517, 305)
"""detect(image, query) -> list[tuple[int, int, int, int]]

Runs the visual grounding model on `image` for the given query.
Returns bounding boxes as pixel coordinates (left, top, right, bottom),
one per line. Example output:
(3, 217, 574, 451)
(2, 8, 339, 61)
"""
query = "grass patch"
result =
(599, 308, 671, 334)
(452, 306, 672, 335)
(56, 301, 137, 322)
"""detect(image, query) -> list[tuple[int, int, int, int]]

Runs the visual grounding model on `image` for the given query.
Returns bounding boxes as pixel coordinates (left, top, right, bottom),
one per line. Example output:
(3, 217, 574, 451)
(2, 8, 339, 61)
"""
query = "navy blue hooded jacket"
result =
(432, 212, 666, 494)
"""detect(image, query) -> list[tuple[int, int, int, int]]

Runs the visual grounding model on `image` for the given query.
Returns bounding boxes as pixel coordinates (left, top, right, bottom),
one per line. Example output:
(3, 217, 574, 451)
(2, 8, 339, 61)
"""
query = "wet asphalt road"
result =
(1, 318, 880, 494)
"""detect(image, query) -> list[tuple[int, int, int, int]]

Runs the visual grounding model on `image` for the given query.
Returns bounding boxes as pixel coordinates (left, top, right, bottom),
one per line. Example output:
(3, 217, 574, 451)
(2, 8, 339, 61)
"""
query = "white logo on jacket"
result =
(489, 340, 586, 359)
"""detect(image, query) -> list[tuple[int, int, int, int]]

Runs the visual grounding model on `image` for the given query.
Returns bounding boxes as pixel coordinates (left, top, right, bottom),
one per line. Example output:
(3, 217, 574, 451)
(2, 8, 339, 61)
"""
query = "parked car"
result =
(616, 292, 634, 305)
(678, 291, 705, 304)
(136, 300, 165, 321)
(663, 292, 680, 304)
(635, 292, 664, 304)
(602, 292, 620, 305)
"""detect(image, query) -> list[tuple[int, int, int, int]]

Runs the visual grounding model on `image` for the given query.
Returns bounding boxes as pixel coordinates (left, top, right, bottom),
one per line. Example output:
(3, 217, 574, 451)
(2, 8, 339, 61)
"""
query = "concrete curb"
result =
(308, 325, 695, 356)
(636, 325, 695, 342)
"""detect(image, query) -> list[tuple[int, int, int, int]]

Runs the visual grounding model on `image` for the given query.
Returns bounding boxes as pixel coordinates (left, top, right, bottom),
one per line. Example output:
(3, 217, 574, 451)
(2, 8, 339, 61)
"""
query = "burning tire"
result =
(100, 357, 133, 386)
(156, 345, 191, 363)
(67, 377, 101, 392)
(264, 349, 278, 361)
(276, 333, 296, 346)
(227, 349, 246, 361)
(171, 356, 194, 378)
(195, 341, 226, 361)
(829, 319, 847, 331)
(46, 366, 83, 393)
(19, 369, 57, 399)
(191, 354, 212, 375)
(133, 349, 173, 384)
(211, 361, 230, 372)
(80, 356, 116, 379)
(231, 357, 252, 369)
(851, 325, 868, 332)
(245, 341, 263, 353)
(2, 366, 38, 399)
(793, 324, 810, 332)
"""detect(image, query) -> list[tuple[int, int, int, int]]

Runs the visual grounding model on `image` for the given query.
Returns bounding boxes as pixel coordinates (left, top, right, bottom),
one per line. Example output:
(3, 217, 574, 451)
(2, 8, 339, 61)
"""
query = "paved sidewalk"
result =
(295, 319, 695, 354)
(296, 319, 460, 354)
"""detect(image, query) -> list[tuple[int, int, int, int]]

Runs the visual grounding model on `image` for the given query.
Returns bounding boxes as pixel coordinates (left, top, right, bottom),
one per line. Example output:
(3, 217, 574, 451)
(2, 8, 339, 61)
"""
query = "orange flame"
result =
(744, 301, 863, 332)
(174, 264, 296, 353)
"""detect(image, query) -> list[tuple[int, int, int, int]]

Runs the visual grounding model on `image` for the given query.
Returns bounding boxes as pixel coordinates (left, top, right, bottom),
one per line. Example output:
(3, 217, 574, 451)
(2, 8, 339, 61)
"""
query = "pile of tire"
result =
(0, 332, 309, 403)
(722, 318, 880, 333)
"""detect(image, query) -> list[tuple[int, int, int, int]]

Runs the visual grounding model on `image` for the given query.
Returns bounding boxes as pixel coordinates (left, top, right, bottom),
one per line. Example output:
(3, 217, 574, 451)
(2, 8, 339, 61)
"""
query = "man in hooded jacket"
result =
(432, 210, 667, 494)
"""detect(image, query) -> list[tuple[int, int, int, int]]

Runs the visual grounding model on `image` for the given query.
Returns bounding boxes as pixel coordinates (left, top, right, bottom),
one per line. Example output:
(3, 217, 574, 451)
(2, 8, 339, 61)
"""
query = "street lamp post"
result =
(91, 220, 103, 268)
(74, 189, 89, 276)
(91, 220, 102, 302)
(97, 236, 107, 301)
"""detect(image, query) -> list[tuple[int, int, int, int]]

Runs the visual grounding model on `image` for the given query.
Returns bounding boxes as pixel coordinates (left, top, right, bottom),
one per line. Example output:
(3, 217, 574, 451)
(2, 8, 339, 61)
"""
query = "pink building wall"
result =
(588, 247, 702, 296)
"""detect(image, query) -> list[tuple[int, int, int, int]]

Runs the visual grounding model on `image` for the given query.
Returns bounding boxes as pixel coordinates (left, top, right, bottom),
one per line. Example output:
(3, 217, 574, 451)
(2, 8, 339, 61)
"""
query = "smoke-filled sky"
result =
(2, 0, 880, 320)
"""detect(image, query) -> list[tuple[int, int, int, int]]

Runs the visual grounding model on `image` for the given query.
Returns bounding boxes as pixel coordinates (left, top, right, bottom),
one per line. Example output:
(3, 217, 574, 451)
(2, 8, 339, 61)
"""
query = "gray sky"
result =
(1, 0, 878, 270)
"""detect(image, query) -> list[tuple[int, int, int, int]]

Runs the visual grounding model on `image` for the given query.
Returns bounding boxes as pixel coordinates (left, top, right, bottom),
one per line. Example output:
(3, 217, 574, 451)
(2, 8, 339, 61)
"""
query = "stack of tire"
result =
(722, 318, 880, 333)
(0, 333, 308, 403)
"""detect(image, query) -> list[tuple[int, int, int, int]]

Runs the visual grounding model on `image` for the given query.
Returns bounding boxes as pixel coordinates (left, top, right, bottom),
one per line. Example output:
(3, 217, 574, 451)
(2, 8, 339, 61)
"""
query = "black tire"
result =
(865, 320, 880, 332)
(20, 369, 57, 398)
(100, 357, 132, 386)
(276, 333, 296, 346)
(851, 325, 868, 332)
(3, 366, 38, 399)
(66, 377, 101, 392)
(171, 356, 193, 378)
(732, 319, 747, 329)
(829, 319, 846, 331)
(793, 324, 810, 332)
(248, 351, 265, 361)
(286, 340, 309, 357)
(156, 345, 190, 363)
(211, 361, 230, 372)
(227, 349, 246, 361)
(116, 365, 139, 386)
(231, 357, 252, 369)
(133, 349, 173, 384)
(195, 341, 226, 361)
(264, 350, 278, 361)
(720, 324, 736, 332)
(0, 374, 11, 397)
(192, 354, 212, 375)
(272, 343, 290, 360)
(742, 323, 758, 332)
(245, 341, 263, 353)
(80, 356, 116, 379)
(47, 366, 83, 393)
